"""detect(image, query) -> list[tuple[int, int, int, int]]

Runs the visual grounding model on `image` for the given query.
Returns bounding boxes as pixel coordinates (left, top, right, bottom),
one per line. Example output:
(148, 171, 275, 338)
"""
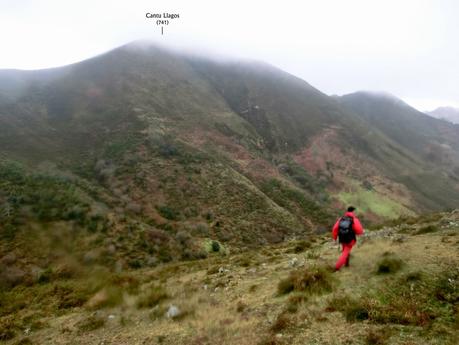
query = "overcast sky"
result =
(1, 0, 458, 111)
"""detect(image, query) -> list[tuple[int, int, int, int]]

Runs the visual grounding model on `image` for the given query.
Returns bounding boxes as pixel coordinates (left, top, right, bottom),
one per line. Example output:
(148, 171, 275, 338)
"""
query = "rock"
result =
(166, 305, 180, 318)
(218, 267, 229, 274)
(288, 257, 298, 267)
(108, 315, 115, 319)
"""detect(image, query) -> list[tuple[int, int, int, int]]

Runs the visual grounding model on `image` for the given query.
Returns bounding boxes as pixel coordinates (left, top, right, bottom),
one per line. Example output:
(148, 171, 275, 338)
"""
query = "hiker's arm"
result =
(353, 217, 364, 235)
(332, 220, 339, 240)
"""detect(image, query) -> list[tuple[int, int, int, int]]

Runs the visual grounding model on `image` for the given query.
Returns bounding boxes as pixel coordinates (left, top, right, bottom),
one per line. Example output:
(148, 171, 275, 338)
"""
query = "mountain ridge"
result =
(1, 41, 458, 272)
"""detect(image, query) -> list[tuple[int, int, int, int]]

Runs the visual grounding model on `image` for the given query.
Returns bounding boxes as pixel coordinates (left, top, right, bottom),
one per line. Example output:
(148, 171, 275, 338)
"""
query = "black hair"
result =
(347, 206, 356, 212)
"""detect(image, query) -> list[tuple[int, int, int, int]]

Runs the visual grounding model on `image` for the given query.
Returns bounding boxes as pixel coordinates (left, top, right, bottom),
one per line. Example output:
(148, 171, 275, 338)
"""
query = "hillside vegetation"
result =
(1, 210, 457, 344)
(1, 42, 459, 344)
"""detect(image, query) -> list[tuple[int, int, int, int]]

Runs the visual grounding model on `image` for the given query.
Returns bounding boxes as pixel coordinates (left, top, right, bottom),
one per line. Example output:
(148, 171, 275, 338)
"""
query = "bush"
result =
(77, 315, 105, 332)
(156, 205, 179, 220)
(211, 241, 220, 252)
(277, 265, 335, 296)
(376, 255, 403, 274)
(270, 313, 291, 332)
(290, 240, 311, 253)
(416, 225, 439, 234)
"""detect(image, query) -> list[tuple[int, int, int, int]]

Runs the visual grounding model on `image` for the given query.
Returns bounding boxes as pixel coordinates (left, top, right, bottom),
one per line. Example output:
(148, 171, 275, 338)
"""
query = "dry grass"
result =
(136, 285, 169, 309)
(2, 222, 458, 345)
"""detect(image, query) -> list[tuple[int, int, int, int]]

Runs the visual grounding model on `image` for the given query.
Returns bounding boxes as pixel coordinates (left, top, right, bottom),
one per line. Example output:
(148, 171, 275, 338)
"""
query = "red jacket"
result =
(332, 211, 364, 241)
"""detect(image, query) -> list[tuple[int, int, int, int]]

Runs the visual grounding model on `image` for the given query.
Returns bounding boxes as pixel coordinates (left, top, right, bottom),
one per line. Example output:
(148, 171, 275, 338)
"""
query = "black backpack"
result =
(338, 216, 356, 243)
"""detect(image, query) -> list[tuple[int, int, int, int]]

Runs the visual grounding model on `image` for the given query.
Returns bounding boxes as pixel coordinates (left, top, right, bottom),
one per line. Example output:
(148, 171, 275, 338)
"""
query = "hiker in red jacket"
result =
(332, 206, 364, 271)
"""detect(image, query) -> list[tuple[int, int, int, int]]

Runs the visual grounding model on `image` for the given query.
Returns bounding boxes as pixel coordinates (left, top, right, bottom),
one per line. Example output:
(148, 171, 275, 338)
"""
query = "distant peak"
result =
(341, 90, 408, 106)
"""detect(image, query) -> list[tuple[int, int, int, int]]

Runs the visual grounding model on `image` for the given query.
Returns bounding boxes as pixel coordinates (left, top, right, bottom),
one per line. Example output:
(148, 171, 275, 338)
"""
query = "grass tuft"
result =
(376, 256, 403, 274)
(277, 265, 334, 296)
(77, 314, 105, 332)
(270, 313, 291, 332)
(416, 225, 439, 234)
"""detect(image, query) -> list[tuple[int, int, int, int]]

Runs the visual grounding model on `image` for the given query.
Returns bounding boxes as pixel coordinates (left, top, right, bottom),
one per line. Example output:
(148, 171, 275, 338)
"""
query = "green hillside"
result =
(1, 41, 459, 274)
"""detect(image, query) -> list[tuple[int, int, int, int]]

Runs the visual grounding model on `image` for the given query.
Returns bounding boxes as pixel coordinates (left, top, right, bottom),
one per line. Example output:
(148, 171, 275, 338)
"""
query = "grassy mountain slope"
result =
(1, 41, 459, 274)
(339, 92, 459, 211)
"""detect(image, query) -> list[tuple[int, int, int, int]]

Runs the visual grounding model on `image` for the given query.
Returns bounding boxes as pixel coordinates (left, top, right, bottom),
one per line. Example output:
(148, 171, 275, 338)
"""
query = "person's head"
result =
(347, 206, 356, 213)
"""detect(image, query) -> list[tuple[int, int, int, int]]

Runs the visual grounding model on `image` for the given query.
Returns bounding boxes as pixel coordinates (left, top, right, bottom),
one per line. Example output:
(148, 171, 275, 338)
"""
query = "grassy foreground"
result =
(1, 211, 458, 345)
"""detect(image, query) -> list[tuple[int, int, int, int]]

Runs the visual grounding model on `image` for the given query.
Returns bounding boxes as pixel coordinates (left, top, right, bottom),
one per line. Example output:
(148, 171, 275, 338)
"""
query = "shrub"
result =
(211, 241, 220, 252)
(137, 286, 169, 309)
(77, 315, 105, 332)
(270, 313, 291, 332)
(277, 265, 335, 296)
(416, 225, 439, 234)
(236, 301, 247, 313)
(346, 304, 370, 321)
(291, 240, 311, 253)
(156, 205, 179, 220)
(376, 256, 403, 274)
